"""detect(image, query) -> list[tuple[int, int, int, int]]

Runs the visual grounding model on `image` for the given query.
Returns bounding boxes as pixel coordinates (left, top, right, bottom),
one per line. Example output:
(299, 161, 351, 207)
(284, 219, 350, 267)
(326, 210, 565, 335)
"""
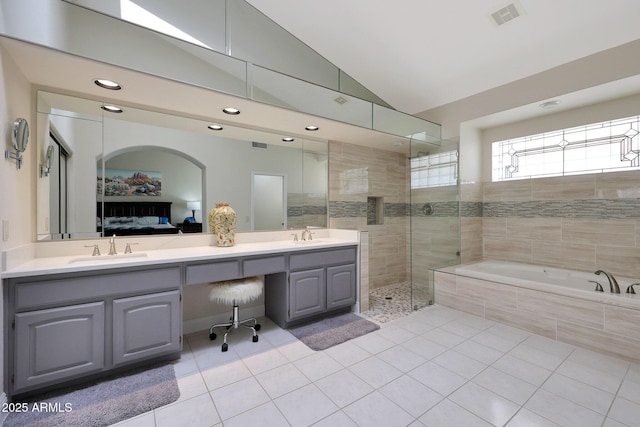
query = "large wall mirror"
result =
(37, 91, 328, 240)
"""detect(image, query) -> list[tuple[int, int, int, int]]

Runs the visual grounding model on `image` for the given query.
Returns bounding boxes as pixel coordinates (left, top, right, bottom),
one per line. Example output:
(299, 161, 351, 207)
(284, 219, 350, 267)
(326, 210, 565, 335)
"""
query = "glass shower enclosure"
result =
(409, 138, 460, 311)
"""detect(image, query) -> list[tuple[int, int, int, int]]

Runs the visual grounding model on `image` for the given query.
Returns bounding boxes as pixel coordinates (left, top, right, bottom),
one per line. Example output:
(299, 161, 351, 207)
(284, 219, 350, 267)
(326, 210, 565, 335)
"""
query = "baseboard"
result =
(183, 305, 265, 335)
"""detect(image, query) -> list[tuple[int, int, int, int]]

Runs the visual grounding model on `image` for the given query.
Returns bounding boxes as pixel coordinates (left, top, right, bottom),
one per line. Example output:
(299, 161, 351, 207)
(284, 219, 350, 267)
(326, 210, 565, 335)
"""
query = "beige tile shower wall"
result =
(434, 270, 640, 363)
(328, 141, 409, 290)
(481, 171, 640, 278)
(460, 182, 483, 263)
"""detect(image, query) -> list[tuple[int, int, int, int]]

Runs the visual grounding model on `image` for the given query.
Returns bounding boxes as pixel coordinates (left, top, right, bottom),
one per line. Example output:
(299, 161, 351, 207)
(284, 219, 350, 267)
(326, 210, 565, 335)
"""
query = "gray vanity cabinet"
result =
(326, 264, 357, 310)
(267, 245, 357, 328)
(6, 265, 182, 397)
(14, 302, 105, 392)
(289, 268, 326, 319)
(113, 290, 181, 366)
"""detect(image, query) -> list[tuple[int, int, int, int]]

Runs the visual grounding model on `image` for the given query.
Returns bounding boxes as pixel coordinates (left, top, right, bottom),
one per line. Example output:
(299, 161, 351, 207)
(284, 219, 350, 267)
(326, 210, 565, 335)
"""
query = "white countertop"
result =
(1, 229, 360, 279)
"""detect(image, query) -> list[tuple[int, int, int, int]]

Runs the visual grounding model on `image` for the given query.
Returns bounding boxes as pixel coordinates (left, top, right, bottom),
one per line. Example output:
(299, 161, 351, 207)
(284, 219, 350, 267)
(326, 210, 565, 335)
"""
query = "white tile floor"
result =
(112, 305, 640, 427)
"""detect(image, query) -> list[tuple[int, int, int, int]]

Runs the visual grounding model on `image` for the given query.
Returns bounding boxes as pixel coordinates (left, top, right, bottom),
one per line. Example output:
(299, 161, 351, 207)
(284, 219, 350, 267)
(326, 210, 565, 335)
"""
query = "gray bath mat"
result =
(288, 313, 380, 351)
(4, 362, 180, 427)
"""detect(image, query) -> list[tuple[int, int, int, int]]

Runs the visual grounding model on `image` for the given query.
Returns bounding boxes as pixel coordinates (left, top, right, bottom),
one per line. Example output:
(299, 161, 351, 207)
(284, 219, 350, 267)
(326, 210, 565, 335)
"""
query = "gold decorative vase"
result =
(208, 202, 236, 247)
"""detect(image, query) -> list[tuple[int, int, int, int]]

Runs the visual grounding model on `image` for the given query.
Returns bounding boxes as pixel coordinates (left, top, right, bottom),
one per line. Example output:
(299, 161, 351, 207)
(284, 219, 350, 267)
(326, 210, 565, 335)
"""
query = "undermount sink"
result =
(293, 239, 323, 244)
(69, 252, 148, 263)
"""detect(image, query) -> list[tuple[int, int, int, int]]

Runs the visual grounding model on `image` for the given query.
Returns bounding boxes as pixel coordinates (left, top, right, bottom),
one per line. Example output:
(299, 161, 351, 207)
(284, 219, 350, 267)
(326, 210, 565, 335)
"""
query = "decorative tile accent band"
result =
(330, 198, 640, 219)
(384, 203, 409, 217)
(330, 201, 367, 218)
(460, 202, 483, 218)
(482, 198, 640, 218)
(330, 201, 460, 218)
(410, 202, 460, 217)
(287, 205, 327, 217)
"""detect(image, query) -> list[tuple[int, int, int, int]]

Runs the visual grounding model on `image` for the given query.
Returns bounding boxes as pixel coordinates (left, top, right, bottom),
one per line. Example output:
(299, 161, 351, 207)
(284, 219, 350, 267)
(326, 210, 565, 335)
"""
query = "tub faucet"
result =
(589, 280, 604, 292)
(594, 270, 620, 294)
(108, 234, 118, 255)
(626, 283, 639, 294)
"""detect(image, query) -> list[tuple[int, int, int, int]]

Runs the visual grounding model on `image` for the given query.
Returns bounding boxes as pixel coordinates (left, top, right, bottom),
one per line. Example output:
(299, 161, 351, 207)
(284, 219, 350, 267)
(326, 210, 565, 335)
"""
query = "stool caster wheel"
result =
(252, 335, 259, 343)
(209, 332, 216, 341)
(254, 324, 261, 331)
(221, 343, 228, 352)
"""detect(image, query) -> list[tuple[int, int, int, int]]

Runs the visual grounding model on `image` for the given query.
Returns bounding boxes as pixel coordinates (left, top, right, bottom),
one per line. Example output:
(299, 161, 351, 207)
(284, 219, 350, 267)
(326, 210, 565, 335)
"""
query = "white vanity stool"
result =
(208, 276, 263, 352)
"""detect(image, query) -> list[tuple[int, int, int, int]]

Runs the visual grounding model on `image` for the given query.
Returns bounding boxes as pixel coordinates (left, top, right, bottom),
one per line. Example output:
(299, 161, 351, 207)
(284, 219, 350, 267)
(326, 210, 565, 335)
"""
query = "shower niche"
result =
(367, 196, 384, 225)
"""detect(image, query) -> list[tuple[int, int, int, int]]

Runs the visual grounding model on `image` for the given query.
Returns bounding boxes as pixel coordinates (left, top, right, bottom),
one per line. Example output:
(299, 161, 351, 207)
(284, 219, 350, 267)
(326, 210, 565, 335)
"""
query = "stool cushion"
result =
(208, 276, 264, 305)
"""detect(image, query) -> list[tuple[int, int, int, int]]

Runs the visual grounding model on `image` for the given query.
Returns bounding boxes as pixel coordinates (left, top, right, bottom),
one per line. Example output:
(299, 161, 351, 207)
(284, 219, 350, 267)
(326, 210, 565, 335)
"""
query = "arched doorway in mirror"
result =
(100, 146, 205, 237)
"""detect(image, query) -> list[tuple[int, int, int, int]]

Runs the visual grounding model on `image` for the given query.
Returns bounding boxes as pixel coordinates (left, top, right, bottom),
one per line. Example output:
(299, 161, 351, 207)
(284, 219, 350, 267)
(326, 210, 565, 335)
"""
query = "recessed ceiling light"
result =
(222, 107, 240, 115)
(305, 125, 319, 131)
(282, 137, 295, 142)
(94, 79, 122, 90)
(208, 124, 223, 131)
(101, 105, 123, 113)
(539, 100, 561, 110)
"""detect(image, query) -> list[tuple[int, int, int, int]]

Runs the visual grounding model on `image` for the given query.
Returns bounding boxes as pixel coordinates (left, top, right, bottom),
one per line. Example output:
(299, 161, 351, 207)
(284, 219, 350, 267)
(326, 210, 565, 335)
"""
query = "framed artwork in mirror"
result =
(98, 168, 162, 197)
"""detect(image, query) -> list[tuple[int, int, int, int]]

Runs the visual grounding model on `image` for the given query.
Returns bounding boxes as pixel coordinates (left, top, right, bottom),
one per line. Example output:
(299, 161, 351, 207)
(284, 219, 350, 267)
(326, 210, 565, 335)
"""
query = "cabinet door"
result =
(326, 264, 356, 310)
(289, 269, 325, 320)
(14, 302, 105, 392)
(113, 290, 181, 366)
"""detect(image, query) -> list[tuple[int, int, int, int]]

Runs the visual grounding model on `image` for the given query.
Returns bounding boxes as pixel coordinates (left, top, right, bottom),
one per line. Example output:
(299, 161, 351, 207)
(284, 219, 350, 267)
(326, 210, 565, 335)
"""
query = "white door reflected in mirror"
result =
(252, 172, 286, 231)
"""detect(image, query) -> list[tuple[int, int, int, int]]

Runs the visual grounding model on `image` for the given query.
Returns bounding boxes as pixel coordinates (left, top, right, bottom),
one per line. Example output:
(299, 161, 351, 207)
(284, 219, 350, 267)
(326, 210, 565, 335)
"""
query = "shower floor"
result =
(361, 282, 432, 323)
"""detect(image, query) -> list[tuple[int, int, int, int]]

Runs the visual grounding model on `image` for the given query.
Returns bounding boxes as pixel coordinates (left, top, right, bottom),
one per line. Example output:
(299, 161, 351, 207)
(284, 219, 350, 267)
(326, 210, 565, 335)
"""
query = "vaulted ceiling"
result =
(246, 0, 640, 121)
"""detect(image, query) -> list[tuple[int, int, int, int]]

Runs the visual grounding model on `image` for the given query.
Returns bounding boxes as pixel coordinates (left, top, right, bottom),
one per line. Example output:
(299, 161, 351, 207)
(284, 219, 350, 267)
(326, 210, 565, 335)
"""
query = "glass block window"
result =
(411, 150, 458, 188)
(492, 115, 640, 181)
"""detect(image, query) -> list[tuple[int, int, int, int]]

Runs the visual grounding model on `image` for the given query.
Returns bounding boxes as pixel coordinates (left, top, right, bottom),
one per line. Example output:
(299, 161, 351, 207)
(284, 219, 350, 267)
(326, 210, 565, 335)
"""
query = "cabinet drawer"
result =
(290, 246, 357, 271)
(243, 255, 286, 276)
(185, 259, 241, 285)
(14, 266, 181, 311)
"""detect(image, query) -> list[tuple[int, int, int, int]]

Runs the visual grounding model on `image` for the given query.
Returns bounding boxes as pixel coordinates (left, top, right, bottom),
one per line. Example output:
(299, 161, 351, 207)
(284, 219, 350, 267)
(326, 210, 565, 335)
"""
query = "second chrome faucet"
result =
(594, 270, 620, 294)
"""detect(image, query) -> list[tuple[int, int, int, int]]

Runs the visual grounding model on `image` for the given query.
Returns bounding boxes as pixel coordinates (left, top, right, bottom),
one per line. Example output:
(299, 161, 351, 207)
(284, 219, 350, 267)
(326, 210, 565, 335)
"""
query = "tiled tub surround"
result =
(460, 171, 640, 279)
(434, 260, 640, 363)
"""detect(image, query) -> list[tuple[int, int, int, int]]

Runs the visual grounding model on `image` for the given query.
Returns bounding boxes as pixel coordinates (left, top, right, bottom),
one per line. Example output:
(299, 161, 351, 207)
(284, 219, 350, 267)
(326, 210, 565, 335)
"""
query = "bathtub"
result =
(434, 260, 640, 362)
(453, 260, 639, 308)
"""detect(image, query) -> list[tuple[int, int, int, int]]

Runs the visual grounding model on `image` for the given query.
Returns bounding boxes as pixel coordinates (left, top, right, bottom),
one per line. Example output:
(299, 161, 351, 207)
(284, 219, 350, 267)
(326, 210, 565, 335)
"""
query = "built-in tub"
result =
(434, 260, 640, 363)
(454, 260, 640, 307)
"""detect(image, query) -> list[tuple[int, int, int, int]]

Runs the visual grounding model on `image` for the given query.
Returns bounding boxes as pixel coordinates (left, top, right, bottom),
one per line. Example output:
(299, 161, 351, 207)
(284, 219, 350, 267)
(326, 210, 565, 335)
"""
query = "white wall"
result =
(0, 45, 33, 251)
(46, 113, 102, 236)
(103, 118, 306, 231)
(0, 42, 32, 410)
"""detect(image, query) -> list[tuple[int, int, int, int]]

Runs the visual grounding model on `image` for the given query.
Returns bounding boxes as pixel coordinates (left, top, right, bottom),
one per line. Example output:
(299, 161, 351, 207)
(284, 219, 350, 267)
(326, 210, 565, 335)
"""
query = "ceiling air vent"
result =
(252, 141, 267, 149)
(491, 3, 520, 26)
(334, 96, 348, 105)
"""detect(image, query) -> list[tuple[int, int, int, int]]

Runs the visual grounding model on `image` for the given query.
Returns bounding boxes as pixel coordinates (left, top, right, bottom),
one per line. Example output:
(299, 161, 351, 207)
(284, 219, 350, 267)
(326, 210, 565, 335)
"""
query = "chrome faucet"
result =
(108, 234, 118, 255)
(301, 227, 310, 241)
(124, 242, 138, 254)
(301, 226, 315, 241)
(589, 280, 604, 292)
(84, 243, 101, 256)
(594, 270, 620, 294)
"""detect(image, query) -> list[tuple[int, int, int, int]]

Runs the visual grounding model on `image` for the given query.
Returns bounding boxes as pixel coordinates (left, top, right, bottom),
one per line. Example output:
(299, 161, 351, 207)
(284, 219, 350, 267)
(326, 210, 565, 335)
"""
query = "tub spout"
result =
(594, 270, 620, 294)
